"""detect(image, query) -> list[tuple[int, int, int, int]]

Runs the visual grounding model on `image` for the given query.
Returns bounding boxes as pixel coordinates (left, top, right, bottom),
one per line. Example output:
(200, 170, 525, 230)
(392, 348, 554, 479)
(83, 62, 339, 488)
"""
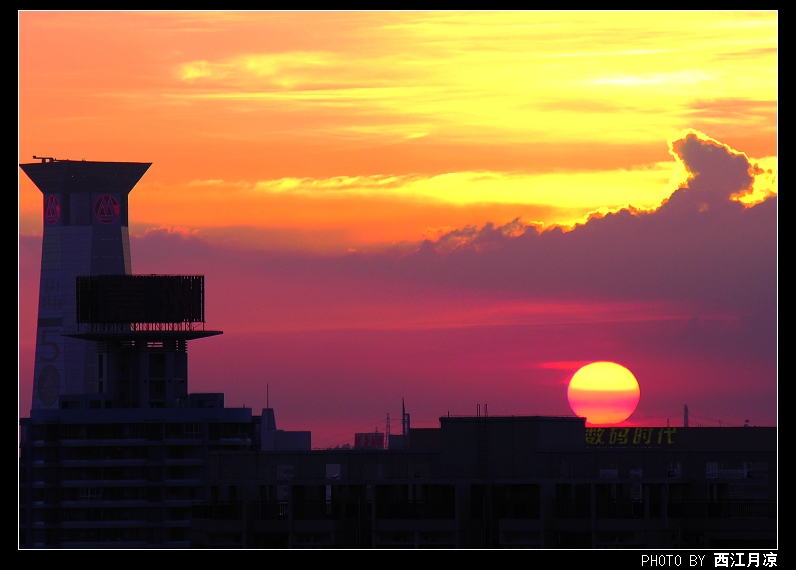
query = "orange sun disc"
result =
(567, 361, 640, 424)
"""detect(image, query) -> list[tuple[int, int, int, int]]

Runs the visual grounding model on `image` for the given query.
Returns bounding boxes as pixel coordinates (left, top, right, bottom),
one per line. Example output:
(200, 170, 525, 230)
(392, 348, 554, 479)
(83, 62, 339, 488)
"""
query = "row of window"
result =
(26, 421, 251, 443)
(27, 485, 202, 502)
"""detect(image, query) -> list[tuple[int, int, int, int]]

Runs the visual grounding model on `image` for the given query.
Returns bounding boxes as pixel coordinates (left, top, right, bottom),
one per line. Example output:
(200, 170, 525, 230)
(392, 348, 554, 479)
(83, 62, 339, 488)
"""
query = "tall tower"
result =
(20, 157, 151, 410)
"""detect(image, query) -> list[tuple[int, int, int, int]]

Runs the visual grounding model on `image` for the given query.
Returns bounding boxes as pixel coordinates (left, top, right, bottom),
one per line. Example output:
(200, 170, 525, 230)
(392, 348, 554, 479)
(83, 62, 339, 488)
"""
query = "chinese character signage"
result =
(586, 427, 677, 446)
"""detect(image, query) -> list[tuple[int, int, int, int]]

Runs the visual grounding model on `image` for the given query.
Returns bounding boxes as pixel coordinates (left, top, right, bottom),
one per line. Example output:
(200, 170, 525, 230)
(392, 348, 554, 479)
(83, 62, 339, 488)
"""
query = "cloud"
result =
(127, 130, 775, 349)
(130, 132, 775, 329)
(179, 52, 336, 86)
(668, 129, 757, 204)
(587, 70, 711, 86)
(687, 98, 776, 123)
(143, 224, 199, 237)
(538, 361, 595, 372)
(392, 130, 775, 307)
(249, 165, 680, 211)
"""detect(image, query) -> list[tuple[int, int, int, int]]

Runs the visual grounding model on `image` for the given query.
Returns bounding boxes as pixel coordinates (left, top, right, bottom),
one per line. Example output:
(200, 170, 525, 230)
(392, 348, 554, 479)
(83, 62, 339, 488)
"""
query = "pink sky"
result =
(19, 12, 777, 447)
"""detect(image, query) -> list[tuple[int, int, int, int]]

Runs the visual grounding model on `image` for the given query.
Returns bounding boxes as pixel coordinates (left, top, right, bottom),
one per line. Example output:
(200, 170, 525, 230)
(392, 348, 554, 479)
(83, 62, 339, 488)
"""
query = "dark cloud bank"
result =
(386, 132, 777, 362)
(126, 132, 777, 355)
(394, 132, 775, 312)
(133, 132, 776, 320)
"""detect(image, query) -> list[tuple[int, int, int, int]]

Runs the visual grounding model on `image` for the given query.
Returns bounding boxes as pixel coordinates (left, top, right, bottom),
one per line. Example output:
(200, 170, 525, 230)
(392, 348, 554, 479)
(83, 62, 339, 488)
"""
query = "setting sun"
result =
(567, 361, 640, 424)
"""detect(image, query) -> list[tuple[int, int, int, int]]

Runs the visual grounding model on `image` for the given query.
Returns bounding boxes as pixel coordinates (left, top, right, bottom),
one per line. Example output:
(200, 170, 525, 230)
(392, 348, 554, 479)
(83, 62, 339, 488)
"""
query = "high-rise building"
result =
(21, 158, 150, 409)
(19, 158, 250, 547)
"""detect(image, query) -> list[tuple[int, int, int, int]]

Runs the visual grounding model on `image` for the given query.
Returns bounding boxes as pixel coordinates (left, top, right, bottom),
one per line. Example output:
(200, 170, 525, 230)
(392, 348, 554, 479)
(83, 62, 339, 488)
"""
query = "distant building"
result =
(19, 159, 776, 549)
(354, 432, 385, 450)
(188, 417, 776, 549)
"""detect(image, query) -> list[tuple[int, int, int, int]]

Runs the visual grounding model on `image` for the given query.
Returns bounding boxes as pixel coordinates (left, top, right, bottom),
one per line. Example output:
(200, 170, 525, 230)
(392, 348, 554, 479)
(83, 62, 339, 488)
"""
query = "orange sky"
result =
(19, 11, 777, 252)
(18, 12, 777, 445)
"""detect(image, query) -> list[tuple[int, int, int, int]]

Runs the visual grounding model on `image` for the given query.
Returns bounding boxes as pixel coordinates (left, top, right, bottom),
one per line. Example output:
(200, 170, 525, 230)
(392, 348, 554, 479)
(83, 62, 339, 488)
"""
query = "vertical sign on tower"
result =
(37, 192, 65, 405)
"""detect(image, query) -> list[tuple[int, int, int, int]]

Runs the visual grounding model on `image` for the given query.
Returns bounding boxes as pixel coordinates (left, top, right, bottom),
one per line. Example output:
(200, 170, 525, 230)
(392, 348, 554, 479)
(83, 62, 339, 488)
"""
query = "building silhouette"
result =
(19, 159, 776, 549)
(21, 158, 150, 410)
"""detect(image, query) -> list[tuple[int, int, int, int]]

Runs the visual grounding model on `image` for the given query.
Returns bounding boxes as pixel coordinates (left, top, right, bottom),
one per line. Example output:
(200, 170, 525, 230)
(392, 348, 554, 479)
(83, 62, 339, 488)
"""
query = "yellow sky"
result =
(19, 11, 777, 251)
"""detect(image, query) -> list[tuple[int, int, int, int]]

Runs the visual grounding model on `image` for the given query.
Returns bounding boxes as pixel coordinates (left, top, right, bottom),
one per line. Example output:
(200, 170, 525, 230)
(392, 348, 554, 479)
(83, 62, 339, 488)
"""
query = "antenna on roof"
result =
(402, 398, 406, 437)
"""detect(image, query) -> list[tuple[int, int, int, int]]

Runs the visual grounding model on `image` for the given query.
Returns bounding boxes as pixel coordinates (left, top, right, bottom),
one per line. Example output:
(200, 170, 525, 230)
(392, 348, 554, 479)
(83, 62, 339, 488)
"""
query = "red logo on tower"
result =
(94, 195, 120, 224)
(44, 195, 60, 225)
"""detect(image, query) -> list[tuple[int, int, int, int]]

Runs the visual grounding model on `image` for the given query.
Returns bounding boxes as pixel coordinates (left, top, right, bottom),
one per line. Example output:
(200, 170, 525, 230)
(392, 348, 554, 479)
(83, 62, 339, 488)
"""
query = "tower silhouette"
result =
(20, 158, 151, 410)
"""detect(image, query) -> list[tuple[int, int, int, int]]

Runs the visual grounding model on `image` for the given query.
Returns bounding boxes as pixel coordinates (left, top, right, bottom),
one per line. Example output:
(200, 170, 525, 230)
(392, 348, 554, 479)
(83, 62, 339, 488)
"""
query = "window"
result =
(599, 465, 618, 479)
(149, 353, 166, 378)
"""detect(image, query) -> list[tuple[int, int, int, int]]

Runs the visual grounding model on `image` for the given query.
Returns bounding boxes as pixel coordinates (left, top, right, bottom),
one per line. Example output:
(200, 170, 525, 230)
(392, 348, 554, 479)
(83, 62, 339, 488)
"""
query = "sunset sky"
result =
(18, 11, 777, 447)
